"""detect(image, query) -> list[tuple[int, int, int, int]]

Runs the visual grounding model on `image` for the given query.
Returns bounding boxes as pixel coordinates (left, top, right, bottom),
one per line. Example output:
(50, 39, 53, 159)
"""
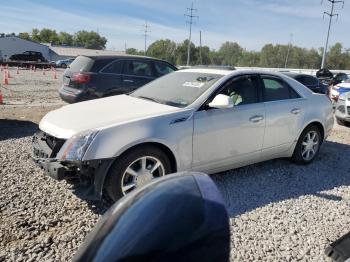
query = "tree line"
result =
(1, 28, 107, 50)
(127, 39, 350, 70)
(2, 29, 349, 69)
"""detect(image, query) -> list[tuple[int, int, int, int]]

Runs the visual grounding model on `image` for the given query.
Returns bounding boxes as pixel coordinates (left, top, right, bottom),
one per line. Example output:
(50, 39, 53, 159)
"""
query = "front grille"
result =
(338, 105, 345, 114)
(33, 131, 66, 158)
(43, 133, 66, 158)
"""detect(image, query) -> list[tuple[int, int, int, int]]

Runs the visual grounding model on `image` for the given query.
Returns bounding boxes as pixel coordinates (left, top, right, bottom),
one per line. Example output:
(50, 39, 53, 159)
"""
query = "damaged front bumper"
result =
(32, 131, 114, 200)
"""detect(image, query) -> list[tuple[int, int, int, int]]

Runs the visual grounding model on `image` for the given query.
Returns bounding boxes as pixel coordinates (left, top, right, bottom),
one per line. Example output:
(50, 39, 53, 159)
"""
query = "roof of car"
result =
(180, 68, 235, 76)
(180, 68, 294, 78)
(281, 72, 315, 78)
(85, 54, 171, 63)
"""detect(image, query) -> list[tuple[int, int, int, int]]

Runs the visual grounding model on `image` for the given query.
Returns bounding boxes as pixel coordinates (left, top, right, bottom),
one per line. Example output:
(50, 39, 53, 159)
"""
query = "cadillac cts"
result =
(32, 69, 334, 201)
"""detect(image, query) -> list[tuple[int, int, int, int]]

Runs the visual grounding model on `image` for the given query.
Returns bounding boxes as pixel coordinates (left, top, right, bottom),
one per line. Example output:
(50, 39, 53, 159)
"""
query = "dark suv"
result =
(282, 72, 329, 94)
(9, 51, 47, 62)
(59, 55, 177, 103)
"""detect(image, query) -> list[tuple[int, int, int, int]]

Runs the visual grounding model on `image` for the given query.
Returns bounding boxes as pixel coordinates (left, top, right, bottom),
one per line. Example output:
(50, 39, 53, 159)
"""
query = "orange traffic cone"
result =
(0, 89, 3, 104)
(2, 71, 9, 85)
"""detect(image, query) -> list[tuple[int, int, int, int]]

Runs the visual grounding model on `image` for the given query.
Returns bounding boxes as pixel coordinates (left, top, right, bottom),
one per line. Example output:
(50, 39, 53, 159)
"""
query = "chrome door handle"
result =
(123, 79, 134, 83)
(291, 108, 301, 115)
(249, 115, 264, 123)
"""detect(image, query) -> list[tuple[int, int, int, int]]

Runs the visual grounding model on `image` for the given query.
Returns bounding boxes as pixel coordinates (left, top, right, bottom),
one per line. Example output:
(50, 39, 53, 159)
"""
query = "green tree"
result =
(175, 40, 197, 65)
(327, 43, 346, 69)
(18, 32, 31, 41)
(73, 31, 107, 49)
(38, 28, 59, 44)
(147, 39, 177, 64)
(126, 48, 142, 55)
(31, 28, 41, 42)
(58, 32, 73, 46)
(218, 42, 243, 66)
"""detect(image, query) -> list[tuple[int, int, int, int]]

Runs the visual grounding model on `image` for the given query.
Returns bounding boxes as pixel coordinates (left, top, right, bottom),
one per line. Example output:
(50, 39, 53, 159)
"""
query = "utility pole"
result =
(321, 0, 344, 69)
(184, 2, 198, 66)
(284, 33, 293, 68)
(199, 30, 202, 65)
(143, 22, 150, 55)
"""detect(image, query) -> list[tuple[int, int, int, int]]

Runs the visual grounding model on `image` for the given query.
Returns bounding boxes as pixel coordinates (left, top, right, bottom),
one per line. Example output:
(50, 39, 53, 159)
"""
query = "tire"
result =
(105, 145, 172, 202)
(336, 118, 345, 126)
(61, 63, 67, 69)
(292, 125, 322, 165)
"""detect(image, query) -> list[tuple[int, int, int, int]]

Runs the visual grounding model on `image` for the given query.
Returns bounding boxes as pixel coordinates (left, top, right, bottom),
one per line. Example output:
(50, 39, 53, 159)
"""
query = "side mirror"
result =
(208, 94, 233, 109)
(73, 172, 230, 262)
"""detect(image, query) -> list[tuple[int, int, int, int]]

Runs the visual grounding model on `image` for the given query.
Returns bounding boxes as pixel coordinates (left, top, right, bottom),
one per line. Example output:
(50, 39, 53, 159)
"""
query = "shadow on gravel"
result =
(0, 119, 38, 140)
(212, 140, 350, 218)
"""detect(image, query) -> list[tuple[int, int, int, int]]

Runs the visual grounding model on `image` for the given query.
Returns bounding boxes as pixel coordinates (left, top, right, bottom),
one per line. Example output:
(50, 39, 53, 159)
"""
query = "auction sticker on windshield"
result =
(183, 82, 205, 88)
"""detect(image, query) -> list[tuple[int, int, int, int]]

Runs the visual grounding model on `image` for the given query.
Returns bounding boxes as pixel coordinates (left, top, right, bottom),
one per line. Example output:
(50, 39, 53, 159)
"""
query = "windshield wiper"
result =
(137, 96, 163, 104)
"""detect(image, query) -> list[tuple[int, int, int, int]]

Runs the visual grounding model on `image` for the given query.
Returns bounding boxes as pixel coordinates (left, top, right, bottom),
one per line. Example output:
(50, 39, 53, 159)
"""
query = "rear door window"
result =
(69, 56, 95, 72)
(101, 60, 123, 74)
(124, 60, 154, 77)
(302, 76, 318, 86)
(262, 76, 300, 102)
(154, 62, 175, 76)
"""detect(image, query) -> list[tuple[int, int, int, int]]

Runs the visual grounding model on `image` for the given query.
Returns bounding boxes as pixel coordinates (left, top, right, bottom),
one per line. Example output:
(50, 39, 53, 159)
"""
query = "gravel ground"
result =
(1, 70, 350, 261)
(1, 121, 349, 261)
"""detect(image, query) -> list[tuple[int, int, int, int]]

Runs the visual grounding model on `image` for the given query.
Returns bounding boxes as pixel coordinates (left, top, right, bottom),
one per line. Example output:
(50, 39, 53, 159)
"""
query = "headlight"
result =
(57, 130, 98, 161)
(331, 89, 339, 97)
(338, 93, 346, 101)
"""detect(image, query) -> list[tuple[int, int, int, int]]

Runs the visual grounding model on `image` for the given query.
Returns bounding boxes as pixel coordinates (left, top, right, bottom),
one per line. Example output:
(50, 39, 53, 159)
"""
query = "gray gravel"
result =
(1, 119, 350, 261)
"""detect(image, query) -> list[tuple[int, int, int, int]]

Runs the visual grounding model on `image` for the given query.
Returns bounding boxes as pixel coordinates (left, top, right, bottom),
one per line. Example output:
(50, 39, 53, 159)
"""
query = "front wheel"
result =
(292, 125, 322, 165)
(105, 145, 172, 201)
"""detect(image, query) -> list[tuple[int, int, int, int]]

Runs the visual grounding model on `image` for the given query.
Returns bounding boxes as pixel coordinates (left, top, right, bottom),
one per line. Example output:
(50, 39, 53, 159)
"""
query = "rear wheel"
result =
(292, 125, 321, 164)
(61, 63, 67, 69)
(105, 145, 172, 201)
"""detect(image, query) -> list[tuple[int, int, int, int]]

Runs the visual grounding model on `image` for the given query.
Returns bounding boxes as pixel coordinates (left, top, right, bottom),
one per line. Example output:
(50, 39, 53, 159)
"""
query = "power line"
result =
(321, 0, 344, 69)
(143, 22, 150, 55)
(184, 2, 198, 66)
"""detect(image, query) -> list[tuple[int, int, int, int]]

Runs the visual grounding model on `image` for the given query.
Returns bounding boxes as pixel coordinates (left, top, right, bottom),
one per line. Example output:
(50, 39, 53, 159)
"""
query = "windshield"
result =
(131, 72, 223, 108)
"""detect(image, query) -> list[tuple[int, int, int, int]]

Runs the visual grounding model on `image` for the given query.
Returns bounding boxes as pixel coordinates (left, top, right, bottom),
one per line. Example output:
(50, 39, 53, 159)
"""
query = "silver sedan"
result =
(33, 68, 334, 201)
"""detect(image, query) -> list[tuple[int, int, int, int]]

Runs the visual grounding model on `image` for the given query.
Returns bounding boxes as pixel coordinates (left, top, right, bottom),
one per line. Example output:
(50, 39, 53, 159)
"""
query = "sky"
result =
(1, 0, 349, 51)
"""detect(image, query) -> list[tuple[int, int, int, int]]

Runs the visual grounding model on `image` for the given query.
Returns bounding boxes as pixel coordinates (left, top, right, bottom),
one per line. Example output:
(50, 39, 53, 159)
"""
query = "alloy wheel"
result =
(301, 130, 319, 161)
(121, 156, 165, 195)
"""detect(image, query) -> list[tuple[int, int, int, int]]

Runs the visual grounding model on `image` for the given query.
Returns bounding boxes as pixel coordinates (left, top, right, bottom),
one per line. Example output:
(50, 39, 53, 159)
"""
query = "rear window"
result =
(69, 56, 94, 72)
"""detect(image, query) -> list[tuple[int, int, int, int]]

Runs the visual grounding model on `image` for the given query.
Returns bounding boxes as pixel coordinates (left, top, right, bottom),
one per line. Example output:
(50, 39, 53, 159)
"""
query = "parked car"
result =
(334, 89, 350, 125)
(9, 51, 47, 62)
(56, 58, 75, 68)
(282, 72, 329, 94)
(74, 172, 230, 262)
(33, 69, 334, 201)
(332, 72, 350, 86)
(330, 79, 350, 102)
(59, 55, 177, 103)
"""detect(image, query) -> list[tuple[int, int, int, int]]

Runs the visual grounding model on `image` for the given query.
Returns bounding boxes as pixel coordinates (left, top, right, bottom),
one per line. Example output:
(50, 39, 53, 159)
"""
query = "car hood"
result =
(39, 95, 181, 139)
(336, 82, 350, 89)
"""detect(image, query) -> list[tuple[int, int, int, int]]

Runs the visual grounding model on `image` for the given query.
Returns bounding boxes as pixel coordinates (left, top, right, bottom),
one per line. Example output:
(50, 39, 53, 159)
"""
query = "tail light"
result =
(72, 73, 91, 84)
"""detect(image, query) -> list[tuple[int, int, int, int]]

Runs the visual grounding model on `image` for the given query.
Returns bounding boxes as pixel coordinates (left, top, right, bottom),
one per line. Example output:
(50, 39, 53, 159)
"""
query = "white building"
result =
(0, 36, 125, 62)
(0, 36, 50, 61)
(47, 45, 125, 61)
